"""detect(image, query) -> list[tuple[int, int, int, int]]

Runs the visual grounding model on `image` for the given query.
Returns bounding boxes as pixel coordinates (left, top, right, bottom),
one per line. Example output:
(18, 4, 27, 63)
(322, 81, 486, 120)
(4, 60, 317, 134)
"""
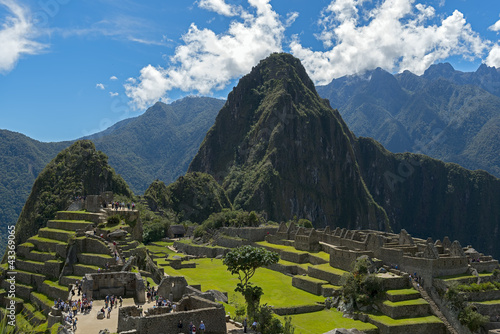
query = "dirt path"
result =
(73, 298, 142, 334)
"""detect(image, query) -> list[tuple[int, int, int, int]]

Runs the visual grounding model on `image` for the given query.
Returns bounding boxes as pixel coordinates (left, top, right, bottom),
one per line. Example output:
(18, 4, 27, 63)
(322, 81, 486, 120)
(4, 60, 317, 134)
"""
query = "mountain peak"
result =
(190, 53, 389, 231)
(422, 62, 456, 80)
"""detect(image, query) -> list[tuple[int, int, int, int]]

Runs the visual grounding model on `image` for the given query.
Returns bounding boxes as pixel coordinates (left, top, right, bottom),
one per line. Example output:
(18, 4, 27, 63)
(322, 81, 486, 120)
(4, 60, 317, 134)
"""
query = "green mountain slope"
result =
(355, 137, 500, 258)
(189, 53, 389, 231)
(316, 64, 500, 178)
(0, 97, 223, 255)
(0, 130, 68, 251)
(144, 172, 232, 223)
(86, 96, 225, 193)
(13, 140, 132, 246)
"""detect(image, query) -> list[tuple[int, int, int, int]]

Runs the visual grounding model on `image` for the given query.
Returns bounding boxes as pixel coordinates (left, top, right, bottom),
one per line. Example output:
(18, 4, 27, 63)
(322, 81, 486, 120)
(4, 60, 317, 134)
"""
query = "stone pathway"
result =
(412, 281, 458, 334)
(71, 298, 139, 333)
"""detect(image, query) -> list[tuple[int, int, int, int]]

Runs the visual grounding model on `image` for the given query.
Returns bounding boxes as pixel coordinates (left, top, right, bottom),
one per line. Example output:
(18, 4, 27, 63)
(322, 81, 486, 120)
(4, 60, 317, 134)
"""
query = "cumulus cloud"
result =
(125, 0, 285, 110)
(110, 75, 118, 80)
(291, 0, 489, 85)
(96, 83, 105, 90)
(0, 0, 45, 73)
(198, 0, 239, 16)
(109, 92, 119, 97)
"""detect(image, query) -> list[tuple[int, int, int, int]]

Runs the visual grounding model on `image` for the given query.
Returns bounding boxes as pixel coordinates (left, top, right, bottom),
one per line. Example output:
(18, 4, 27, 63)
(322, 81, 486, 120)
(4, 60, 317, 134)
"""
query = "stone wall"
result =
(76, 236, 111, 255)
(470, 260, 499, 273)
(55, 211, 103, 224)
(118, 296, 226, 334)
(221, 226, 278, 242)
(308, 266, 342, 285)
(157, 276, 189, 302)
(378, 301, 431, 319)
(82, 272, 145, 303)
(329, 248, 373, 272)
(214, 235, 250, 248)
(291, 276, 326, 296)
(273, 304, 324, 316)
(173, 241, 229, 258)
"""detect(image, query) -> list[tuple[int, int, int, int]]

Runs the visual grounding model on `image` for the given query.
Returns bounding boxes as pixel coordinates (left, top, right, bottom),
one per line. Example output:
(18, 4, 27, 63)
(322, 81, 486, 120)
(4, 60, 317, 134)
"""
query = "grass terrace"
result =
(368, 313, 442, 326)
(437, 272, 494, 282)
(277, 259, 310, 271)
(281, 309, 377, 334)
(309, 263, 348, 276)
(28, 236, 67, 245)
(475, 299, 500, 305)
(161, 258, 324, 308)
(382, 298, 428, 307)
(386, 289, 419, 296)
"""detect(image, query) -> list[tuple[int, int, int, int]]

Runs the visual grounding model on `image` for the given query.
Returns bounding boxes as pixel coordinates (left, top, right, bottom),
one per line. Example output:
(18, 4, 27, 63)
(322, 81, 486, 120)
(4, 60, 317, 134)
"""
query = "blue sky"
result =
(1, 0, 500, 142)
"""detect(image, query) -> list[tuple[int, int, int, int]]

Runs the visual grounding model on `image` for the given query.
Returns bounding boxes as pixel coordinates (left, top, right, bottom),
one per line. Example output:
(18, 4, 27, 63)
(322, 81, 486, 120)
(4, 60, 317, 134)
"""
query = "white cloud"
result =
(198, 0, 239, 17)
(489, 17, 500, 32)
(291, 0, 489, 85)
(109, 91, 119, 97)
(110, 76, 118, 80)
(0, 0, 45, 73)
(96, 83, 105, 90)
(486, 44, 500, 67)
(126, 0, 284, 110)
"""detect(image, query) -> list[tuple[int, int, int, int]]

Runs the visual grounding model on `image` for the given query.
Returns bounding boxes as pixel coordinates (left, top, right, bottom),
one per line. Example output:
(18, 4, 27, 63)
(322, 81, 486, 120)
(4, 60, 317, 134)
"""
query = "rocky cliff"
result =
(189, 53, 389, 231)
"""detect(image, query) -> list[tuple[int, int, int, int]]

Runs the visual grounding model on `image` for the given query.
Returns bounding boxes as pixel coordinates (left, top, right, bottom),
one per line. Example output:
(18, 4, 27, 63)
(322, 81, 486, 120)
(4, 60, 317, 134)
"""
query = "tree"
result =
(223, 246, 279, 319)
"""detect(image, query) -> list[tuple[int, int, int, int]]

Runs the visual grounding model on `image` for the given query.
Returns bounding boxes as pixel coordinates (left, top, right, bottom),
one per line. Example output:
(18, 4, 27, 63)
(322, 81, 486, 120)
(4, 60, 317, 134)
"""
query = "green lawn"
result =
(281, 309, 377, 334)
(145, 244, 178, 255)
(162, 258, 324, 308)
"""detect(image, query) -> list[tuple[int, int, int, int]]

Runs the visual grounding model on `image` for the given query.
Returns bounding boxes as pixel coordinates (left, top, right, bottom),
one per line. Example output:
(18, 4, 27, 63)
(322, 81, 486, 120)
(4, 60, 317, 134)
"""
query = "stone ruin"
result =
(117, 276, 227, 334)
(81, 272, 146, 303)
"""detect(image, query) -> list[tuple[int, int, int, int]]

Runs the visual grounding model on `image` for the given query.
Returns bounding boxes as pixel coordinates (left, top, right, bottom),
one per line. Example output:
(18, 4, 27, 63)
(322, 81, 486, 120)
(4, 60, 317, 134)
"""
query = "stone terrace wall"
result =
(118, 297, 226, 334)
(55, 211, 103, 224)
(221, 226, 278, 242)
(329, 247, 373, 271)
(174, 241, 229, 258)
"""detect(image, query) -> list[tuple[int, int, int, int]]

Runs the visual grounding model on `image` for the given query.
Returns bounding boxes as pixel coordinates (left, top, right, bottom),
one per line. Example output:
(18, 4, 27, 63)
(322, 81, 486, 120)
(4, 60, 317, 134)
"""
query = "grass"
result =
(382, 298, 428, 307)
(28, 236, 67, 245)
(309, 263, 348, 276)
(39, 227, 75, 234)
(279, 309, 377, 334)
(74, 264, 100, 271)
(161, 258, 325, 308)
(369, 314, 442, 326)
(43, 280, 68, 291)
(386, 289, 419, 296)
(150, 241, 174, 247)
(475, 299, 500, 305)
(80, 253, 113, 258)
(277, 259, 310, 271)
(437, 272, 493, 281)
(31, 292, 53, 309)
(145, 245, 177, 255)
(294, 275, 329, 284)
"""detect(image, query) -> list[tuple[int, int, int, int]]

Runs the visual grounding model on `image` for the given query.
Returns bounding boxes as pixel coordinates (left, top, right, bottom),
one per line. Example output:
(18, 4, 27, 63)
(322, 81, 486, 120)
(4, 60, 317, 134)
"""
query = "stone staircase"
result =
(0, 210, 122, 331)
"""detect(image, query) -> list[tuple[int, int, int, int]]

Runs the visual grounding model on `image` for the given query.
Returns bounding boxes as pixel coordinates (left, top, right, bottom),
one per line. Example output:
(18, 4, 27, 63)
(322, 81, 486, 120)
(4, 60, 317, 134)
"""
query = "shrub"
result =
(107, 215, 121, 226)
(458, 306, 488, 332)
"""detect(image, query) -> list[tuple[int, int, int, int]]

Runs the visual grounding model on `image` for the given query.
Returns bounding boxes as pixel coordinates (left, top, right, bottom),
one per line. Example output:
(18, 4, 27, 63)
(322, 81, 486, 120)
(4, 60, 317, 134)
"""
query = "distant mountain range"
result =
(0, 96, 224, 252)
(316, 63, 500, 178)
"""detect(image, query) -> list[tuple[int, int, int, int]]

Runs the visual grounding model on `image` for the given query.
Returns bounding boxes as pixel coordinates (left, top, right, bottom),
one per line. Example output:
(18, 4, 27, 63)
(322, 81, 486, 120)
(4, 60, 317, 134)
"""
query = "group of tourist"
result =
(109, 201, 135, 211)
(177, 320, 206, 334)
(55, 284, 94, 331)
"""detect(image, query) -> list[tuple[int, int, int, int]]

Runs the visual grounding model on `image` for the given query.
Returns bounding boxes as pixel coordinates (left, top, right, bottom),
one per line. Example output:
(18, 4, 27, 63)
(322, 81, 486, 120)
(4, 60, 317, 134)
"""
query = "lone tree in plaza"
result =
(223, 245, 279, 319)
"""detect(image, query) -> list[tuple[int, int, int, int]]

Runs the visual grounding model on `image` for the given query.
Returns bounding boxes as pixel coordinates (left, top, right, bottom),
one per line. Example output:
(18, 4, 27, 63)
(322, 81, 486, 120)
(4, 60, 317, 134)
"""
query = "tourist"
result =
(243, 318, 247, 333)
(177, 320, 183, 329)
(72, 317, 77, 331)
(189, 321, 194, 334)
(199, 320, 205, 333)
(252, 320, 257, 330)
(107, 306, 112, 318)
